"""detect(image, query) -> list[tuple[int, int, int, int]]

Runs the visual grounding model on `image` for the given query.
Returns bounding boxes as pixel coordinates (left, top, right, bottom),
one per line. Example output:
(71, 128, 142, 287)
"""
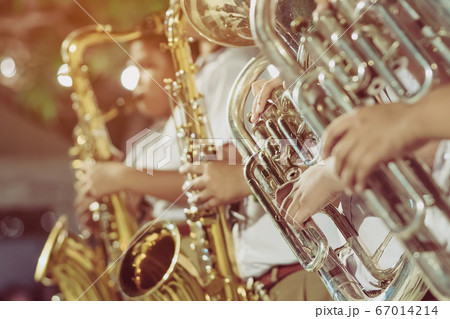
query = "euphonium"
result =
(228, 53, 427, 300)
(118, 3, 266, 301)
(34, 21, 165, 299)
(251, 0, 450, 299)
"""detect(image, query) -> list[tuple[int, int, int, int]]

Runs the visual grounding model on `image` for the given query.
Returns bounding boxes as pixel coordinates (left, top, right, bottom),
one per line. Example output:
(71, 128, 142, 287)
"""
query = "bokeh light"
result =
(120, 65, 140, 91)
(268, 64, 280, 78)
(57, 64, 72, 87)
(0, 57, 17, 78)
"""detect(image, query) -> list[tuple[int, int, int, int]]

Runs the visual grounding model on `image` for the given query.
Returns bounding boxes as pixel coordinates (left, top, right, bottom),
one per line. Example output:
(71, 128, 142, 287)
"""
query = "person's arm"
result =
(75, 161, 187, 215)
(406, 84, 450, 141)
(322, 84, 450, 193)
(120, 167, 186, 203)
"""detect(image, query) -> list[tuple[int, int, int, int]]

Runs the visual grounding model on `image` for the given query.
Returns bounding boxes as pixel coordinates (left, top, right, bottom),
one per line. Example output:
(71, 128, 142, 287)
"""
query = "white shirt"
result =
(232, 196, 298, 278)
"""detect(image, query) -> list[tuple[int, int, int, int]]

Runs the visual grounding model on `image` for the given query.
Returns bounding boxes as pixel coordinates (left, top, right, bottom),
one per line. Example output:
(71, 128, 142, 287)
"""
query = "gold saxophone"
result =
(34, 20, 164, 300)
(118, 3, 267, 301)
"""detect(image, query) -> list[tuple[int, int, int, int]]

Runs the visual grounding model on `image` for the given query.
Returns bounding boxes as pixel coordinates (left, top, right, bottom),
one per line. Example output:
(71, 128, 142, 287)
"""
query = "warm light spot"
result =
(57, 64, 72, 87)
(0, 57, 16, 78)
(267, 64, 280, 78)
(121, 65, 140, 91)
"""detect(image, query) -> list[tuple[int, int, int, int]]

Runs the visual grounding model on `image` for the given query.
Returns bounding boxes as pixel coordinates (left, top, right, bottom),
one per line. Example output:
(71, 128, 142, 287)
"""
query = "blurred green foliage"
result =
(2, 0, 169, 125)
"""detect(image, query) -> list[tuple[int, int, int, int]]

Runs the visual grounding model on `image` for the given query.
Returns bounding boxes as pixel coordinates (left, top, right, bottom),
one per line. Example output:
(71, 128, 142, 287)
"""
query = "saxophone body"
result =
(34, 23, 160, 300)
(250, 0, 450, 299)
(118, 3, 267, 301)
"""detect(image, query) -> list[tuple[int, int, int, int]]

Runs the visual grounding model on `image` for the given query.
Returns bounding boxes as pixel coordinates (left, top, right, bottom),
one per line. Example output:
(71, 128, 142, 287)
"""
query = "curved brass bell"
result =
(181, 0, 254, 47)
(119, 221, 207, 300)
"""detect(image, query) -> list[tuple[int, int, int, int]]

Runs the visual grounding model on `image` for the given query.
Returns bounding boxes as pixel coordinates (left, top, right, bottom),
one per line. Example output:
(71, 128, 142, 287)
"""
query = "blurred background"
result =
(0, 0, 166, 300)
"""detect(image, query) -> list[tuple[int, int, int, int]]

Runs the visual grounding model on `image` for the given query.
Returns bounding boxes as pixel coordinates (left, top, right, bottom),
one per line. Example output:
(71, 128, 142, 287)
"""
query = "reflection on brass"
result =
(119, 221, 208, 300)
(35, 216, 118, 300)
(181, 0, 254, 47)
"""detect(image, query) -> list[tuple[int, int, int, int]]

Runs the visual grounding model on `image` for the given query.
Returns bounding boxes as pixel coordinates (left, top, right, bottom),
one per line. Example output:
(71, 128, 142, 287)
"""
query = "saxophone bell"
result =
(35, 216, 120, 300)
(118, 221, 208, 300)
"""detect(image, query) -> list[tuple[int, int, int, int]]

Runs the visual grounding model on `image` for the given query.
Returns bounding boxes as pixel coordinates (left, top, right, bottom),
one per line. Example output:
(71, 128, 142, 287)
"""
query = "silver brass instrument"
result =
(228, 53, 427, 300)
(181, 0, 429, 300)
(118, 2, 267, 301)
(251, 0, 450, 299)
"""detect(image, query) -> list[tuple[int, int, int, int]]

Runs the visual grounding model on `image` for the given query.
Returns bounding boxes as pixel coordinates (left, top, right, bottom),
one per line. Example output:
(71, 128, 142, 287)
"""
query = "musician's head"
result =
(130, 34, 174, 119)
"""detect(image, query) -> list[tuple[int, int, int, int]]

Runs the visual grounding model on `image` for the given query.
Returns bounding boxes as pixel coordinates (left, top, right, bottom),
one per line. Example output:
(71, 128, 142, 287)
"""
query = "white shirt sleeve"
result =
(196, 47, 260, 143)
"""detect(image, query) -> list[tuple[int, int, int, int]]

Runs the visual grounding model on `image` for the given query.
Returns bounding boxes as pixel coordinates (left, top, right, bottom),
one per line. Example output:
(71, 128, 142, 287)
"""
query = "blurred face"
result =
(130, 39, 174, 119)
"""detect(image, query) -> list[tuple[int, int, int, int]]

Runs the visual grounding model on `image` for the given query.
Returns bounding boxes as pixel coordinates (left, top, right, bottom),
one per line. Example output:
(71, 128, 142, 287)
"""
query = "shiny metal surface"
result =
(35, 216, 119, 300)
(181, 0, 254, 46)
(251, 0, 450, 299)
(119, 221, 208, 300)
(228, 54, 428, 300)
